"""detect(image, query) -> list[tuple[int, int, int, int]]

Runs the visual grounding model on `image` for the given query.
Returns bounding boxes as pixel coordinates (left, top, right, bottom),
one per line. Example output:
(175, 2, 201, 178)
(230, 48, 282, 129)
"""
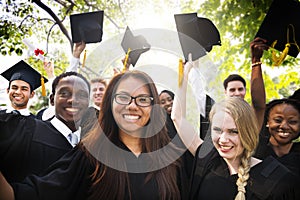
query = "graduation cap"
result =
(1, 60, 48, 93)
(255, 0, 300, 61)
(70, 11, 104, 43)
(174, 13, 221, 61)
(121, 26, 151, 66)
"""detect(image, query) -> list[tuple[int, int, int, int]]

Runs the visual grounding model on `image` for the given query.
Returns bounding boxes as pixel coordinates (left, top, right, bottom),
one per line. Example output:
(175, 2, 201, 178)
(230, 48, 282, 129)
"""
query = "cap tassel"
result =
(123, 48, 131, 72)
(271, 40, 290, 66)
(178, 59, 183, 87)
(41, 76, 46, 97)
(271, 24, 299, 66)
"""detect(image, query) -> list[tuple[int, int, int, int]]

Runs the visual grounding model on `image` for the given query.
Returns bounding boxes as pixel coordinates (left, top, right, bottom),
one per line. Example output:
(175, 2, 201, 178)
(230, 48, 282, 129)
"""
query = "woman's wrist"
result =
(251, 61, 262, 67)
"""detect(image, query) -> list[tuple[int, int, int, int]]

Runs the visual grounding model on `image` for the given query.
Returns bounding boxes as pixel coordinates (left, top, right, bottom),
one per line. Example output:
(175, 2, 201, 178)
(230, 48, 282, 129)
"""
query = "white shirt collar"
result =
(6, 106, 31, 116)
(50, 117, 81, 147)
(92, 103, 100, 110)
(41, 106, 55, 121)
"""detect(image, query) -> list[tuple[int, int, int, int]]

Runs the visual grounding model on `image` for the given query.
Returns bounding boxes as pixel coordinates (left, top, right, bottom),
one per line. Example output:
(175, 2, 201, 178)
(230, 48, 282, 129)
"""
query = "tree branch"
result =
(54, 0, 75, 15)
(83, 0, 123, 30)
(53, 0, 68, 7)
(32, 0, 73, 52)
(118, 0, 128, 26)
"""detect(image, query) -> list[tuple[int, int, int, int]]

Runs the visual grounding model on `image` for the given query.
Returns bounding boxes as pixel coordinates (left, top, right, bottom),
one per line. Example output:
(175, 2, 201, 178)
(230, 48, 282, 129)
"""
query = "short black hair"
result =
(159, 90, 175, 100)
(51, 71, 90, 95)
(266, 98, 300, 119)
(223, 74, 246, 90)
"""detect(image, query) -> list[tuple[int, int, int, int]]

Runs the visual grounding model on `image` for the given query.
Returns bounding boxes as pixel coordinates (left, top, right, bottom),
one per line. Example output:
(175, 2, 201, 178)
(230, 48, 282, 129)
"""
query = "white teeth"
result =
(278, 132, 290, 137)
(66, 108, 79, 112)
(220, 145, 232, 150)
(124, 115, 139, 120)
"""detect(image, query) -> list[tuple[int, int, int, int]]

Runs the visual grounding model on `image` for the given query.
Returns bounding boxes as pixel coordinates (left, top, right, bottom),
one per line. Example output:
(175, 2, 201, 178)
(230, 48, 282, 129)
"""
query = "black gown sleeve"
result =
(12, 146, 95, 200)
(0, 113, 36, 182)
(0, 112, 73, 183)
(248, 156, 300, 200)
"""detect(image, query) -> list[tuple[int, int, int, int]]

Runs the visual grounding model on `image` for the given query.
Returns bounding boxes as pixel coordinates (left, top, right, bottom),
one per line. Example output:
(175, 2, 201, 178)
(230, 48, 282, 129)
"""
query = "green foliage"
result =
(0, 2, 34, 56)
(29, 89, 49, 115)
(198, 0, 300, 103)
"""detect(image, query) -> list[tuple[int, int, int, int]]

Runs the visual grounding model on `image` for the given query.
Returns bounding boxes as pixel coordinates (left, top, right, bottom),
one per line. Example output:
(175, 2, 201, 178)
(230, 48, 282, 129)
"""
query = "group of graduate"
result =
(1, 37, 300, 199)
(1, 0, 300, 199)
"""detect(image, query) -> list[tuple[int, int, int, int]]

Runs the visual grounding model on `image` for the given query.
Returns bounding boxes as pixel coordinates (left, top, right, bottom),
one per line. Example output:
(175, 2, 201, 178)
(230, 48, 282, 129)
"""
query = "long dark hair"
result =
(81, 70, 181, 200)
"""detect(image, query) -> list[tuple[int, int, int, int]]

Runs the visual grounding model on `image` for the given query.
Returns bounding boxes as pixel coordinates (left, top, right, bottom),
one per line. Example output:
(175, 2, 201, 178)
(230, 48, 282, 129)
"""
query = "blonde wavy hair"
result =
(209, 97, 259, 200)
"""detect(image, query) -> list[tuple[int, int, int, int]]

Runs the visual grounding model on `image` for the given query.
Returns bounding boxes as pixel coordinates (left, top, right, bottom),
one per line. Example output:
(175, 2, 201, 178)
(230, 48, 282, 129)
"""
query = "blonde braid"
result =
(234, 151, 252, 200)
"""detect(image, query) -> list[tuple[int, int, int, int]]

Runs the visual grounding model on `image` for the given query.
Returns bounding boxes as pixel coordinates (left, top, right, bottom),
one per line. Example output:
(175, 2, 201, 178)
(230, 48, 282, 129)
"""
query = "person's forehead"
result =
(227, 80, 244, 88)
(57, 76, 89, 90)
(270, 103, 300, 114)
(10, 79, 31, 88)
(91, 82, 105, 88)
(116, 77, 149, 93)
(159, 92, 171, 99)
(212, 111, 236, 127)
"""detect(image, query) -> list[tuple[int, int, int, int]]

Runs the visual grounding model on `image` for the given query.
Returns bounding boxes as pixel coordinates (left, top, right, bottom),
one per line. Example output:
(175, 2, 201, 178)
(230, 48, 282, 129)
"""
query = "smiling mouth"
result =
(65, 108, 79, 114)
(219, 145, 233, 151)
(123, 114, 140, 121)
(13, 96, 23, 100)
(278, 132, 291, 137)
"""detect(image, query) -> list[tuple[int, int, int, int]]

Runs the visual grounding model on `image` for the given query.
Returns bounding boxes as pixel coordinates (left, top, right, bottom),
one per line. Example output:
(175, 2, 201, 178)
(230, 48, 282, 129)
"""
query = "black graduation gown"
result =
(0, 112, 72, 183)
(199, 95, 214, 139)
(80, 106, 99, 138)
(0, 109, 36, 118)
(254, 132, 300, 176)
(190, 147, 300, 200)
(165, 113, 194, 180)
(35, 107, 47, 120)
(12, 141, 190, 200)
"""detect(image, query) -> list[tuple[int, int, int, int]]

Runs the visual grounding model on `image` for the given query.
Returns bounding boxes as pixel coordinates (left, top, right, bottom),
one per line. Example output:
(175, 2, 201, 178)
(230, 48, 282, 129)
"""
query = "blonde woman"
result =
(172, 54, 300, 199)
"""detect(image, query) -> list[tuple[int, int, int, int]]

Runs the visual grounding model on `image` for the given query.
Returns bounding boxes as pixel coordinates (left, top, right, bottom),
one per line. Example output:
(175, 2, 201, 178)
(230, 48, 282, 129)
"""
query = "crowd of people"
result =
(171, 53, 300, 199)
(0, 35, 299, 199)
(0, 9, 300, 198)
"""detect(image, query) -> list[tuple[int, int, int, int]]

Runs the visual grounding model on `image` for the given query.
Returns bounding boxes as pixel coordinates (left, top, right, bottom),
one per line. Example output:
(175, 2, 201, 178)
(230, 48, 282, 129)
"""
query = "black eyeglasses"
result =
(114, 94, 153, 107)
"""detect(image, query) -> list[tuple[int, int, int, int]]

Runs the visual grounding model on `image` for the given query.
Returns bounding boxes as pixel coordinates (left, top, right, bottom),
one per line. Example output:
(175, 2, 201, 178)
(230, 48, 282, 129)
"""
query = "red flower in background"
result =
(34, 48, 44, 56)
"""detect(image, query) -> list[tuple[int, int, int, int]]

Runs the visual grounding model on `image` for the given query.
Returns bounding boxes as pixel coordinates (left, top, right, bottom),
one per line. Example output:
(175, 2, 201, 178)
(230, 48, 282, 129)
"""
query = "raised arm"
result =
(113, 56, 132, 75)
(67, 41, 86, 72)
(250, 37, 269, 129)
(0, 172, 14, 200)
(43, 59, 55, 92)
(171, 54, 203, 155)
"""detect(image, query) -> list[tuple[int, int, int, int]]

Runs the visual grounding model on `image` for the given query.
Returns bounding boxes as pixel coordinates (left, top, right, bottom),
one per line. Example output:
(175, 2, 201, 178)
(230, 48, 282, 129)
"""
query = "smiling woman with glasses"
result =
(0, 70, 190, 200)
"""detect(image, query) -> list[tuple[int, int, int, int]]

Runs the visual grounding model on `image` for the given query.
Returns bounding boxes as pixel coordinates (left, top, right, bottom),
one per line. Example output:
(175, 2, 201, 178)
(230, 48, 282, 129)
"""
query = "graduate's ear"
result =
(29, 91, 35, 98)
(50, 94, 54, 106)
